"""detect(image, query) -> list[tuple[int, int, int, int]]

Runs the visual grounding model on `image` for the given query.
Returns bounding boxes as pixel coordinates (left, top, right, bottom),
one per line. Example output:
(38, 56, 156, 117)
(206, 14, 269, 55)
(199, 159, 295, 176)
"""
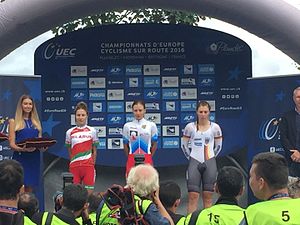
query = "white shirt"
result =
(183, 122, 222, 163)
(122, 118, 158, 154)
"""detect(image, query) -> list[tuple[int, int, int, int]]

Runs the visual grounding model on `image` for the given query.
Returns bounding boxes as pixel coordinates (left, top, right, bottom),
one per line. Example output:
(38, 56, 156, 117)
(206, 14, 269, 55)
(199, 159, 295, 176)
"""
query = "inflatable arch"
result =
(0, 0, 300, 63)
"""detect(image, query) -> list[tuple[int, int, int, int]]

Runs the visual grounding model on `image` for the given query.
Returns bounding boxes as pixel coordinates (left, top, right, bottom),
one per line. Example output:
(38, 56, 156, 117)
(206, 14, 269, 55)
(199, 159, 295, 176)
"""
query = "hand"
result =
(23, 147, 36, 152)
(81, 203, 90, 221)
(14, 145, 24, 152)
(38, 147, 48, 152)
(290, 150, 300, 162)
(151, 189, 160, 204)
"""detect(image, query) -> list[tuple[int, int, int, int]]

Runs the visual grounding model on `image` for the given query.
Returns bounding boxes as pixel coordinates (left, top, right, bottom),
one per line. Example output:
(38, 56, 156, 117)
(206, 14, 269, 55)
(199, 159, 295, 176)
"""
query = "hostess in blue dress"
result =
(13, 119, 40, 187)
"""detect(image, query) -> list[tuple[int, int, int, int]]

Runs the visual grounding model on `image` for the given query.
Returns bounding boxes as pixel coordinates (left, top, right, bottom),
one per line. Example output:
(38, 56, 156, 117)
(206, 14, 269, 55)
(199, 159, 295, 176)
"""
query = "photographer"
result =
(33, 184, 92, 225)
(122, 100, 158, 177)
(18, 192, 39, 220)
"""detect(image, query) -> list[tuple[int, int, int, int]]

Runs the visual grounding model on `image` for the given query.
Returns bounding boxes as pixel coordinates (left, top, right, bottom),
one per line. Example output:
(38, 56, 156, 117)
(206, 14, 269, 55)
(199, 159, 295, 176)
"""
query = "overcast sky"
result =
(0, 0, 299, 77)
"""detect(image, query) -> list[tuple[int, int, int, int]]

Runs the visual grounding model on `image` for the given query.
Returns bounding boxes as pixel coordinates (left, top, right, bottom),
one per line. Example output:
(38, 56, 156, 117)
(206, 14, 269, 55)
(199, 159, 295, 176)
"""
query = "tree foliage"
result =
(52, 8, 205, 36)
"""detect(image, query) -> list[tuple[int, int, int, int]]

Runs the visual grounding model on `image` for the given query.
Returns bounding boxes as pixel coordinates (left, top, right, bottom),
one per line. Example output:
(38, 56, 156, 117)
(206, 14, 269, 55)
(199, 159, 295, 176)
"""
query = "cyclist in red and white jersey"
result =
(65, 102, 99, 193)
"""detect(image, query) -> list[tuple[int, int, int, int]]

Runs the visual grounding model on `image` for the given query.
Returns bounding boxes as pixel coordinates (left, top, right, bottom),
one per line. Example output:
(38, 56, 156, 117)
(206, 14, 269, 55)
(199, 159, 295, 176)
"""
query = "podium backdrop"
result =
(35, 24, 252, 166)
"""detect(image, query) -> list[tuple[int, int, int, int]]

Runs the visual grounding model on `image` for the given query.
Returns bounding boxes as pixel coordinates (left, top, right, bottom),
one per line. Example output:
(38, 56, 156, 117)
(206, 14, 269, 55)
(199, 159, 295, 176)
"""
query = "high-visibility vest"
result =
(41, 212, 75, 225)
(97, 195, 152, 225)
(244, 198, 300, 225)
(175, 215, 187, 225)
(24, 216, 37, 225)
(184, 204, 244, 225)
(76, 212, 96, 224)
(196, 204, 244, 225)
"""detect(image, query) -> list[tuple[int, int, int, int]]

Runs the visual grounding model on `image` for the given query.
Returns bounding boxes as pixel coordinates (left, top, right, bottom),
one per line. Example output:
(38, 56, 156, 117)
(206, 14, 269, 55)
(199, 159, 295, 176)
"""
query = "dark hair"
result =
(63, 184, 88, 211)
(195, 101, 211, 131)
(132, 100, 145, 109)
(196, 101, 211, 111)
(0, 159, 24, 200)
(217, 166, 244, 198)
(87, 192, 102, 213)
(18, 193, 39, 219)
(159, 181, 181, 208)
(75, 101, 88, 115)
(252, 152, 288, 190)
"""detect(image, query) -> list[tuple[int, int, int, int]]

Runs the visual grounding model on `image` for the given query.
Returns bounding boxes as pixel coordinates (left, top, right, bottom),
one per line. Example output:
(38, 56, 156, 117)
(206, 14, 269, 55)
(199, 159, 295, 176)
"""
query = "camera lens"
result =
(134, 154, 145, 166)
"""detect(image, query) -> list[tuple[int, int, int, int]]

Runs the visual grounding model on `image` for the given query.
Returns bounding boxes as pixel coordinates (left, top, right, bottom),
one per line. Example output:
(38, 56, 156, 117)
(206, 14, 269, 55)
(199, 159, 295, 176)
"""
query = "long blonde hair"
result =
(14, 95, 42, 134)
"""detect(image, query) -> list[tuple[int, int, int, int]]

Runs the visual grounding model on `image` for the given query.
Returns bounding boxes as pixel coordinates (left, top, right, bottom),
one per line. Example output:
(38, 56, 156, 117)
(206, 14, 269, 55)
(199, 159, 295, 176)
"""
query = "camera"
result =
(53, 191, 63, 212)
(53, 172, 74, 212)
(62, 172, 73, 189)
(134, 154, 145, 166)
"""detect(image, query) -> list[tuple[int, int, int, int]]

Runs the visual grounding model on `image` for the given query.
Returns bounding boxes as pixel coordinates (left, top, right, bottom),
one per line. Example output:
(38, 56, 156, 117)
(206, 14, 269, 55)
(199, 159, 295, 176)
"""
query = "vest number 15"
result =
(208, 213, 220, 224)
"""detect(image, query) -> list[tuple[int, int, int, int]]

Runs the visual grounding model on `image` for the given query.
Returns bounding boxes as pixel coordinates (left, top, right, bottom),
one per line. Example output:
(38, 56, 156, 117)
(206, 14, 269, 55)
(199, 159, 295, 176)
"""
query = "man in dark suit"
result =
(279, 86, 300, 177)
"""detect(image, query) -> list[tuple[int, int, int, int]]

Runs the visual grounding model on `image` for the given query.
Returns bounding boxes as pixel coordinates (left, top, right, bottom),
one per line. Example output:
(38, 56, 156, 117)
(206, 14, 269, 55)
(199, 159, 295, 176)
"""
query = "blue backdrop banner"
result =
(247, 74, 300, 203)
(35, 24, 252, 166)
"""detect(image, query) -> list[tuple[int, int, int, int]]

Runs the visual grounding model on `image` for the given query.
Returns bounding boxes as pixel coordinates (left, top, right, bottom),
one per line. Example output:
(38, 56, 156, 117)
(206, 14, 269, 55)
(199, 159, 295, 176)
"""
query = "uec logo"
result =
(259, 118, 279, 140)
(44, 43, 76, 59)
(0, 116, 9, 133)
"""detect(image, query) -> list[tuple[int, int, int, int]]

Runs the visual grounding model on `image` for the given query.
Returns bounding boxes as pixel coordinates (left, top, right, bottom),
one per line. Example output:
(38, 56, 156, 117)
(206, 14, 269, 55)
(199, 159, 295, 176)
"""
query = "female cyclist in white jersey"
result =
(122, 100, 158, 177)
(182, 101, 222, 213)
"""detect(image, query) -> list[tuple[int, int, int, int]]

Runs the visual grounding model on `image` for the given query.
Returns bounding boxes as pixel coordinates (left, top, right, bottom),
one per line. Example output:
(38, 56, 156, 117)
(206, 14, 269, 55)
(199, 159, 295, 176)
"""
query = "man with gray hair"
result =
(279, 86, 300, 177)
(126, 164, 174, 225)
(98, 164, 173, 225)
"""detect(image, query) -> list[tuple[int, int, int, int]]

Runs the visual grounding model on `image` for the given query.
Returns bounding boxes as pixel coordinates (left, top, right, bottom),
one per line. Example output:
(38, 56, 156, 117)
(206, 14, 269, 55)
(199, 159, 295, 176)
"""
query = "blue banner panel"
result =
(247, 74, 300, 203)
(35, 24, 252, 167)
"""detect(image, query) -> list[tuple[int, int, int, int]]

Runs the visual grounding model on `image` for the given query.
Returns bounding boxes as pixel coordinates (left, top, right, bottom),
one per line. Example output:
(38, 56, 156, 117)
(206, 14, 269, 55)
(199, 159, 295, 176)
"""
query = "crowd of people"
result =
(1, 151, 300, 225)
(1, 88, 300, 224)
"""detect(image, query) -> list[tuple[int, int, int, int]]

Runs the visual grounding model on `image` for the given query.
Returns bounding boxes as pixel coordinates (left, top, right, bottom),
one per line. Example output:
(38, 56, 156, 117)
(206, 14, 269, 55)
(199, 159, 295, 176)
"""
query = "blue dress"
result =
(12, 119, 40, 187)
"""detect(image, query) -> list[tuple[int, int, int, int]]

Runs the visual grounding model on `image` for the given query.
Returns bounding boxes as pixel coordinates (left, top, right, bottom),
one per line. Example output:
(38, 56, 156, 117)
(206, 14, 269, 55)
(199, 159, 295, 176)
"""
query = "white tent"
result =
(0, 0, 300, 63)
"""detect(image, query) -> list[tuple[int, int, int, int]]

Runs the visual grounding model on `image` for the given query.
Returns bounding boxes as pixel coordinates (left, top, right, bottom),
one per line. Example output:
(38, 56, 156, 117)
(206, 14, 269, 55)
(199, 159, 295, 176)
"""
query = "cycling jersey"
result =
(65, 125, 99, 167)
(122, 118, 158, 155)
(183, 122, 222, 163)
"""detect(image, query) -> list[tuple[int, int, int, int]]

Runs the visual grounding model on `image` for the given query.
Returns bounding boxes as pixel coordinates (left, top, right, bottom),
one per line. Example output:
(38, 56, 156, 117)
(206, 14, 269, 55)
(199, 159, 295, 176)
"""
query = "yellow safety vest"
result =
(183, 204, 244, 225)
(245, 198, 300, 225)
(98, 195, 152, 225)
(24, 216, 37, 225)
(196, 204, 244, 225)
(41, 212, 73, 225)
(76, 212, 96, 224)
(176, 216, 187, 225)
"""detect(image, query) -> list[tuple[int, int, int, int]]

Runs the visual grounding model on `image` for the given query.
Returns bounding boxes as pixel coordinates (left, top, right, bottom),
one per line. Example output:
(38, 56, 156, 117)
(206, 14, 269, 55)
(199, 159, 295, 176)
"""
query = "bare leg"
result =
(202, 191, 213, 208)
(187, 191, 199, 213)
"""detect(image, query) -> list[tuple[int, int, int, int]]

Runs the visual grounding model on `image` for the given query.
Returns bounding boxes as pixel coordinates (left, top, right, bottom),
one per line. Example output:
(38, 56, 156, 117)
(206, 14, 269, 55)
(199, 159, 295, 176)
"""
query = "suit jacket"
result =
(279, 110, 298, 164)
